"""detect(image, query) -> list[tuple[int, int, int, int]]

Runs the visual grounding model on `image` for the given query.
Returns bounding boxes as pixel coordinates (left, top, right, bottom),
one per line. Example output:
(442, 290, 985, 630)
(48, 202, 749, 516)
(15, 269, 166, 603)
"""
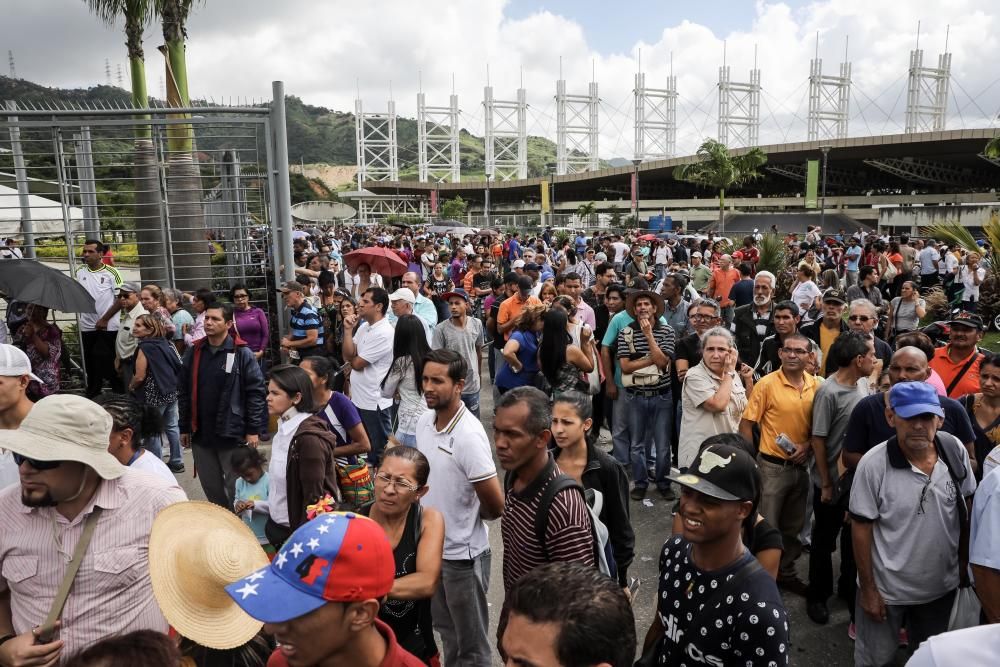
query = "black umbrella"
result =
(0, 259, 96, 313)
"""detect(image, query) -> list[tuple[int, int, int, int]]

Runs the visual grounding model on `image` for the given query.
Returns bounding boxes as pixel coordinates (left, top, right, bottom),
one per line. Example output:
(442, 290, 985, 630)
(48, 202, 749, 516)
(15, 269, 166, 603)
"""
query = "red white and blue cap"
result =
(225, 512, 394, 623)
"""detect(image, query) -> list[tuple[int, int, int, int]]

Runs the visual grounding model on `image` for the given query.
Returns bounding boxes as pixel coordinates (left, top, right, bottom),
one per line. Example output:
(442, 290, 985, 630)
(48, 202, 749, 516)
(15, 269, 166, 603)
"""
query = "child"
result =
(231, 448, 274, 558)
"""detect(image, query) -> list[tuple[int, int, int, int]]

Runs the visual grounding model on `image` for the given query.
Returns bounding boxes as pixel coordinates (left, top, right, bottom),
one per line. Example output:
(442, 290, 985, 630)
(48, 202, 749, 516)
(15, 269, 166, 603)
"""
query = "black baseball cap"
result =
(948, 311, 984, 331)
(822, 288, 847, 304)
(668, 444, 758, 502)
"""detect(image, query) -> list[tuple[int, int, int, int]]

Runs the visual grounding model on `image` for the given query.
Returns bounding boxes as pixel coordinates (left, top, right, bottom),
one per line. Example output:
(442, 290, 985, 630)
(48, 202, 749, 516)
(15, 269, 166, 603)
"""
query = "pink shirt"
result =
(575, 298, 597, 331)
(929, 368, 948, 396)
(0, 468, 186, 660)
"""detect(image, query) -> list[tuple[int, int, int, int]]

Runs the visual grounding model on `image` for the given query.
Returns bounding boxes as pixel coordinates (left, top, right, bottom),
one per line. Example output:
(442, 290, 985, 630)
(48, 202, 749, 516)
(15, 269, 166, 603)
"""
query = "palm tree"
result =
(155, 0, 212, 291)
(672, 139, 767, 236)
(986, 136, 1000, 159)
(85, 0, 168, 284)
(576, 201, 597, 227)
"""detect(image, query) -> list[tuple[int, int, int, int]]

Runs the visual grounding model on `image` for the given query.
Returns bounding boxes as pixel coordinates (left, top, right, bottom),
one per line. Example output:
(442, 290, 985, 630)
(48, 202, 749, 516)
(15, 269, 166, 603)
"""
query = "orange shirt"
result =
(463, 269, 477, 293)
(708, 267, 740, 307)
(497, 293, 542, 339)
(931, 345, 983, 398)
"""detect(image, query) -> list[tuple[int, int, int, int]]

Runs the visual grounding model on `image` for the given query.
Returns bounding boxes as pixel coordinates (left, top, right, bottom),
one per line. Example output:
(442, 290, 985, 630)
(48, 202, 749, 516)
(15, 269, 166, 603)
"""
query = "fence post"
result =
(269, 81, 294, 344)
(6, 102, 35, 259)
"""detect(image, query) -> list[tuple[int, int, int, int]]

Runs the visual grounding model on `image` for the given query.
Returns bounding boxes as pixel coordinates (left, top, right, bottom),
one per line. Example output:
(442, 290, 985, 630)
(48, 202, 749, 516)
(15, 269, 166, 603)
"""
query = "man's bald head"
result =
(402, 272, 421, 294)
(888, 346, 930, 385)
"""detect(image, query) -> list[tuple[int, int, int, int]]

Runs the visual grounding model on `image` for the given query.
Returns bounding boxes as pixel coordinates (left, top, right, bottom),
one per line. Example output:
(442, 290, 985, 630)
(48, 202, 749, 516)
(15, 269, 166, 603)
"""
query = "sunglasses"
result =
(13, 453, 62, 470)
(848, 315, 872, 322)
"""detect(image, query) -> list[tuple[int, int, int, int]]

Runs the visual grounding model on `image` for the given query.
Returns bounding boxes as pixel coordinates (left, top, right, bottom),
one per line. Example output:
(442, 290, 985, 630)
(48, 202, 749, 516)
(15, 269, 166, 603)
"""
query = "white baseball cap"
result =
(388, 288, 415, 304)
(512, 259, 526, 269)
(0, 344, 42, 383)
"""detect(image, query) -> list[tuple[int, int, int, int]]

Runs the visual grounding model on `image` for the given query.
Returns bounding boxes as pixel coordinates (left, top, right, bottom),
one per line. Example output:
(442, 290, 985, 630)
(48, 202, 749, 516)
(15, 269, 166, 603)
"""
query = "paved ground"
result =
(169, 375, 918, 666)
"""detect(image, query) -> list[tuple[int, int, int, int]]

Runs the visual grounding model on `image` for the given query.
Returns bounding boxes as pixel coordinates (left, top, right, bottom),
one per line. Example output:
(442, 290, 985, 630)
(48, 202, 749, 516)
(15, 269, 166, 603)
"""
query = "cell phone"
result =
(628, 577, 641, 598)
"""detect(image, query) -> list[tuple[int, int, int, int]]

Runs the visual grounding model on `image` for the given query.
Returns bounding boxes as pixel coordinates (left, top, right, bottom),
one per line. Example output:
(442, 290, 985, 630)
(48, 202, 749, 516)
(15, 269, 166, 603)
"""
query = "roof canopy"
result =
(0, 184, 84, 236)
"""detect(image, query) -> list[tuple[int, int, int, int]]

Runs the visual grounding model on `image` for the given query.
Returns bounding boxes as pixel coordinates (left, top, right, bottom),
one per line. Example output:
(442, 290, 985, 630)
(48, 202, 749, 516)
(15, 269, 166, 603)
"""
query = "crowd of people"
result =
(0, 223, 998, 666)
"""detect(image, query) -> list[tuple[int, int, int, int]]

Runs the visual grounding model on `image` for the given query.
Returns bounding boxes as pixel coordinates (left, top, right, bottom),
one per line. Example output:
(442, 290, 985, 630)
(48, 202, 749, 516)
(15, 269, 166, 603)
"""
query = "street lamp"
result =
(819, 145, 832, 232)
(632, 158, 642, 229)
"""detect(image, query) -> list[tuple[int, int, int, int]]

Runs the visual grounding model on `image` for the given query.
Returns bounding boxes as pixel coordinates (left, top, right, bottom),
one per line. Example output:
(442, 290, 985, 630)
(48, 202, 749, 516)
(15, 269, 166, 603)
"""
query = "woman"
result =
(301, 355, 374, 509)
(791, 265, 823, 324)
(263, 364, 340, 547)
(187, 288, 216, 344)
(960, 252, 986, 312)
(538, 307, 593, 396)
(423, 262, 454, 324)
(15, 304, 61, 400)
(381, 315, 432, 447)
(358, 446, 444, 665)
(679, 327, 752, 468)
(670, 434, 783, 579)
(885, 241, 906, 297)
(128, 313, 184, 473)
(887, 281, 926, 340)
(139, 285, 177, 338)
(97, 392, 175, 482)
(819, 268, 840, 292)
(959, 354, 1000, 482)
(230, 285, 269, 365)
(798, 249, 823, 278)
(163, 288, 193, 355)
(549, 391, 634, 590)
(349, 261, 384, 300)
(495, 303, 546, 394)
(538, 281, 558, 306)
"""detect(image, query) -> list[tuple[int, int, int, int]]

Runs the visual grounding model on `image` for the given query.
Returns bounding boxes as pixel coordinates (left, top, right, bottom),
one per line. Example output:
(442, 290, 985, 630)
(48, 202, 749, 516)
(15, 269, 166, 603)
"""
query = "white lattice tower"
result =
(556, 79, 599, 175)
(483, 86, 527, 181)
(718, 65, 760, 148)
(808, 54, 851, 141)
(905, 49, 951, 133)
(7, 51, 14, 79)
(418, 93, 460, 183)
(634, 70, 677, 160)
(355, 99, 399, 187)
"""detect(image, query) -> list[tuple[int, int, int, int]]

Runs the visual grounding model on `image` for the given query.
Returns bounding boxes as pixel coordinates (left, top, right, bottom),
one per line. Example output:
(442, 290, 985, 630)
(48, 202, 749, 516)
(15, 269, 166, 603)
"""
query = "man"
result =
(918, 239, 941, 290)
(594, 283, 627, 439)
(970, 464, 1000, 623)
(846, 299, 893, 369)
(732, 270, 776, 367)
(641, 444, 790, 666)
(486, 272, 519, 382)
(0, 394, 185, 663)
(522, 263, 543, 297)
(416, 350, 504, 667)
(752, 301, 801, 380)
(706, 254, 740, 326)
(844, 237, 863, 287)
(800, 289, 848, 378)
(179, 302, 265, 507)
(740, 332, 819, 591)
(507, 232, 523, 265)
(279, 280, 324, 362)
(610, 236, 630, 272)
(389, 288, 432, 344)
(688, 252, 711, 295)
(114, 281, 148, 389)
(729, 262, 754, 308)
(497, 275, 542, 341)
(394, 272, 439, 329)
(556, 272, 595, 330)
(501, 562, 635, 667)
(930, 311, 985, 398)
(899, 234, 917, 283)
(0, 345, 41, 488)
(850, 382, 976, 666)
(659, 273, 689, 339)
(0, 239, 22, 260)
(343, 287, 395, 467)
(846, 266, 885, 314)
(806, 332, 875, 625)
(432, 290, 485, 418)
(227, 512, 424, 666)
(582, 261, 617, 311)
(496, 387, 594, 601)
(616, 290, 675, 500)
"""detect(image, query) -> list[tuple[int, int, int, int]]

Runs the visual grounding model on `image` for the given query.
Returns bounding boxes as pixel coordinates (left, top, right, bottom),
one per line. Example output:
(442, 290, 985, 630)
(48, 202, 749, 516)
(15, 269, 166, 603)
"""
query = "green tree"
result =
(439, 196, 467, 221)
(986, 135, 1000, 158)
(607, 204, 622, 227)
(672, 139, 767, 236)
(576, 201, 597, 227)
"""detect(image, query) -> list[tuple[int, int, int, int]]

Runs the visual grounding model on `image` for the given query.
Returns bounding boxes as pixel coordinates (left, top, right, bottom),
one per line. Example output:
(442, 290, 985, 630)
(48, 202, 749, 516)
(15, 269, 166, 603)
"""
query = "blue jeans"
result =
(395, 432, 417, 447)
(611, 389, 631, 466)
(143, 400, 182, 467)
(358, 405, 394, 467)
(461, 392, 481, 420)
(624, 389, 672, 490)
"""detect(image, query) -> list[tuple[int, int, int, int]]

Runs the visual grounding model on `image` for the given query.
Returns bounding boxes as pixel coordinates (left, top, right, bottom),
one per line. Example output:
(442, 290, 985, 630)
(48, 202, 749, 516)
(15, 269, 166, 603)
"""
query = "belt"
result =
(759, 452, 802, 467)
(625, 386, 671, 397)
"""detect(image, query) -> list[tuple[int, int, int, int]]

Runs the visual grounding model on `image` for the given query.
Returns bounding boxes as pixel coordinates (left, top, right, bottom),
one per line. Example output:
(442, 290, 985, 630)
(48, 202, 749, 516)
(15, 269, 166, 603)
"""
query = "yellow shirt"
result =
(818, 324, 840, 377)
(742, 368, 818, 459)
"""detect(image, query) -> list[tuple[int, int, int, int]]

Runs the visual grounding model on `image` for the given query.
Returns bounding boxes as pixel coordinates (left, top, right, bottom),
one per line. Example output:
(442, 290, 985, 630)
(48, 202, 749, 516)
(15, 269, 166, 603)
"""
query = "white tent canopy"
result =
(0, 184, 84, 237)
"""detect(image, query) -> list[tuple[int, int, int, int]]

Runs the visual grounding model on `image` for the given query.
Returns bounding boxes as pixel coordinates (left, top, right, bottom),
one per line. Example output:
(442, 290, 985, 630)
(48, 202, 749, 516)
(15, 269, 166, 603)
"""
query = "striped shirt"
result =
(0, 467, 187, 659)
(615, 321, 676, 392)
(289, 302, 324, 346)
(501, 457, 595, 599)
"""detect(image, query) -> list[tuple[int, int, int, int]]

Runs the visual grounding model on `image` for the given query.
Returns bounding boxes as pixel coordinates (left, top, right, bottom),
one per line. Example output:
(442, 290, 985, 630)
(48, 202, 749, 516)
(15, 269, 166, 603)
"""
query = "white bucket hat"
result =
(0, 394, 123, 479)
(0, 344, 42, 384)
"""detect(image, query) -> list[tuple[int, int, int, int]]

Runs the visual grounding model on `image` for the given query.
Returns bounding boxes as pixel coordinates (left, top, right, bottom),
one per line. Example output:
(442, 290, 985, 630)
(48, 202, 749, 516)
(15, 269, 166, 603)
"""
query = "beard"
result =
(21, 489, 57, 508)
(753, 295, 771, 306)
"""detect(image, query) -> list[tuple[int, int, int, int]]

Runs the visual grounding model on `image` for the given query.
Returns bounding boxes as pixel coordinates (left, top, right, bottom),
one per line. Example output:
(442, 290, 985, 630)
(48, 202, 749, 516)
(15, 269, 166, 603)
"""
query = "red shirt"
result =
(267, 618, 424, 667)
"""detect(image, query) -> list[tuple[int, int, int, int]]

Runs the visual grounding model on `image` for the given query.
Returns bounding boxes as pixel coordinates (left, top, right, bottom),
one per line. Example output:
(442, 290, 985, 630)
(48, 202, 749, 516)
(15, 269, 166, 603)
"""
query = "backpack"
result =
(505, 467, 617, 579)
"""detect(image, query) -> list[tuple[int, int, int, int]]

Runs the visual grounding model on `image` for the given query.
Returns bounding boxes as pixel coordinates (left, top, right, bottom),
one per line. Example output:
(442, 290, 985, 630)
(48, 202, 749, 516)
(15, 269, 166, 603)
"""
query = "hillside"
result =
(0, 76, 606, 180)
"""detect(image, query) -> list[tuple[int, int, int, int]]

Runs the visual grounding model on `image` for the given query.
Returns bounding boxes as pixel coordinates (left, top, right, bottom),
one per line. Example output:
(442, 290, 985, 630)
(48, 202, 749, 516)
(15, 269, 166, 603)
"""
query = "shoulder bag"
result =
(620, 327, 663, 388)
(36, 507, 103, 643)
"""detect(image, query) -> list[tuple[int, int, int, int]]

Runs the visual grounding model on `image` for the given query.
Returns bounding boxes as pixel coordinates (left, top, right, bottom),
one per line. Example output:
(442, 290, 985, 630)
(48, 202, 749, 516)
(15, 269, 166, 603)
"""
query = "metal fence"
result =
(0, 82, 296, 392)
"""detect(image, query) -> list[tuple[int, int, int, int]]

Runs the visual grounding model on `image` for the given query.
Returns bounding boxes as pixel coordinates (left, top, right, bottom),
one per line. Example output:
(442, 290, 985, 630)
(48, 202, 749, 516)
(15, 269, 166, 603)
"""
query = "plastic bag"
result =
(947, 586, 981, 631)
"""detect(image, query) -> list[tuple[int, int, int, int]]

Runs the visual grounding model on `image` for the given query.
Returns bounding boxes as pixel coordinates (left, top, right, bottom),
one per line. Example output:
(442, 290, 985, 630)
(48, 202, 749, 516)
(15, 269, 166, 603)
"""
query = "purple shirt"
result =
(232, 306, 270, 352)
(449, 258, 466, 286)
(315, 391, 365, 464)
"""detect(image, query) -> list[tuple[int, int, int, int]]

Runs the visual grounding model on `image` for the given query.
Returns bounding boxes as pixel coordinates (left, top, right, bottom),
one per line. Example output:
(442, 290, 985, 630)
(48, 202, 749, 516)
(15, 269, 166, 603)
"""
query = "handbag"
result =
(620, 327, 663, 388)
(323, 405, 375, 508)
(948, 586, 981, 631)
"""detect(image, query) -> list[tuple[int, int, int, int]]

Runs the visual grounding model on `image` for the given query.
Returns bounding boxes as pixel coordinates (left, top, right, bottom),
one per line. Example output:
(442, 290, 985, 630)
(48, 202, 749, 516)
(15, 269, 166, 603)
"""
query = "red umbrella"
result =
(638, 233, 658, 241)
(343, 247, 408, 278)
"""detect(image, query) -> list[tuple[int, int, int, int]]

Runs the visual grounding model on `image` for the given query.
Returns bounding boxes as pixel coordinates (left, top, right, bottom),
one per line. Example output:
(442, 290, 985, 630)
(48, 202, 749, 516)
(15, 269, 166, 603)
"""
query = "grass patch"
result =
(982, 332, 1000, 352)
(34, 240, 139, 266)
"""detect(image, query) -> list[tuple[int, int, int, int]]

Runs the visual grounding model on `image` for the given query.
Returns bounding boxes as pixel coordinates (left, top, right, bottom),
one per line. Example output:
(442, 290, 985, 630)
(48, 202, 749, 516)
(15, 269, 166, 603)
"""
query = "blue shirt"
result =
(290, 302, 324, 345)
(845, 246, 863, 272)
(495, 330, 540, 389)
(235, 473, 270, 545)
(507, 239, 522, 261)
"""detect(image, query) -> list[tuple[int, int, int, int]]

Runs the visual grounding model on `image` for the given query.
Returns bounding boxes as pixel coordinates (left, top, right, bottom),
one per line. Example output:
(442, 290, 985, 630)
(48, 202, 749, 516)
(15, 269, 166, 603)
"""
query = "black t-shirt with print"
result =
(656, 536, 789, 667)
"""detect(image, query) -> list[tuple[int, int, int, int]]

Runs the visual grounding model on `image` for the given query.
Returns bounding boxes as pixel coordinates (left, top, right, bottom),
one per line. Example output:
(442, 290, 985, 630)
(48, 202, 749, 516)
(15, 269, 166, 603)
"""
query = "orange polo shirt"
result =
(497, 293, 542, 339)
(931, 345, 983, 398)
(709, 267, 740, 307)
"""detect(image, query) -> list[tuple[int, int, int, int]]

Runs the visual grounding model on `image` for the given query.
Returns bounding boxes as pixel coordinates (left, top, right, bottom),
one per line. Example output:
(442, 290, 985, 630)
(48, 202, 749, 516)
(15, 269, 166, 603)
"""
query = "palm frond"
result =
(755, 234, 787, 277)
(924, 221, 980, 255)
(985, 136, 1000, 159)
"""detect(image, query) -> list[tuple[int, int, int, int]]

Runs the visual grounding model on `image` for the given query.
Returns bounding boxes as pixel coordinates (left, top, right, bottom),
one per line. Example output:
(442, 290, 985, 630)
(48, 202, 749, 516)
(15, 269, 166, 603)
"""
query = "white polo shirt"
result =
(416, 405, 497, 560)
(76, 264, 123, 331)
(350, 317, 394, 411)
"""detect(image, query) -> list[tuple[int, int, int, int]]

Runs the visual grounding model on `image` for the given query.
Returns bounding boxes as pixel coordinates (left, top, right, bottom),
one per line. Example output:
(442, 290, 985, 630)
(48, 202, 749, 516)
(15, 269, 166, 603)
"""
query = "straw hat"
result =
(625, 289, 665, 321)
(149, 501, 269, 649)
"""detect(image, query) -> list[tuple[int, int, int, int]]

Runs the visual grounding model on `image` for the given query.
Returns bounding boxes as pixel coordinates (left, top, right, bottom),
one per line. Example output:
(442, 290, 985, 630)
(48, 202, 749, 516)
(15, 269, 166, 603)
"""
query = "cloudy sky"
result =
(4, 0, 999, 159)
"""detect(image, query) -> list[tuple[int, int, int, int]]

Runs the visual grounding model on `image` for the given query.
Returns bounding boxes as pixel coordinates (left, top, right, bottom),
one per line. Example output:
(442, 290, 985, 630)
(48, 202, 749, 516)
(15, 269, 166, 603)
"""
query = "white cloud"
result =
(4, 0, 999, 160)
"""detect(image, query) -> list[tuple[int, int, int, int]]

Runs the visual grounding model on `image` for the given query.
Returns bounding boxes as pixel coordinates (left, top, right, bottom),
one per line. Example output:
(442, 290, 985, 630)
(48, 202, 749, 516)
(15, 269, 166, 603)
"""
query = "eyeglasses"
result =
(13, 453, 62, 470)
(234, 294, 249, 300)
(374, 472, 419, 492)
(848, 315, 872, 322)
(780, 347, 810, 355)
(690, 314, 717, 321)
(917, 477, 933, 515)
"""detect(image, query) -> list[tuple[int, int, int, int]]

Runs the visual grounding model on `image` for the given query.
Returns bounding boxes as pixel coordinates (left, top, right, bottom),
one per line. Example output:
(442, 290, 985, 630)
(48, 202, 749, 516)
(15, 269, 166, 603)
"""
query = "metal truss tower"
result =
(355, 98, 399, 187)
(634, 53, 677, 160)
(905, 46, 951, 134)
(555, 66, 599, 174)
(807, 37, 851, 141)
(483, 85, 527, 181)
(718, 47, 761, 148)
(417, 90, 460, 183)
